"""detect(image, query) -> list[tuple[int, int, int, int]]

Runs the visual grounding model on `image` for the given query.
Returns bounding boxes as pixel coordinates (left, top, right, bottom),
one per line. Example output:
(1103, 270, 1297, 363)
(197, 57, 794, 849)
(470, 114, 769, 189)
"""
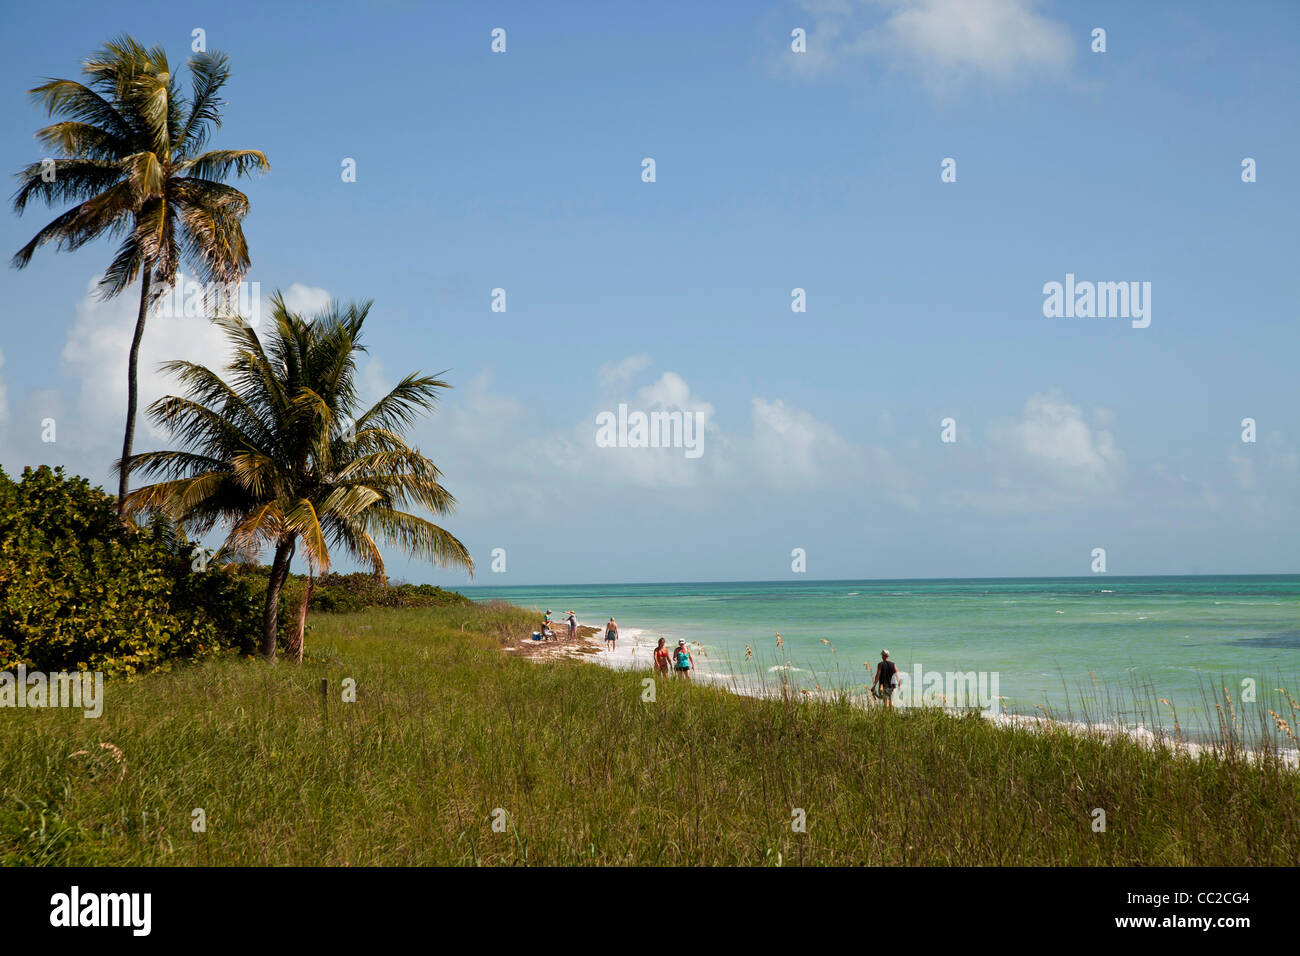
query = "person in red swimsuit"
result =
(653, 637, 671, 677)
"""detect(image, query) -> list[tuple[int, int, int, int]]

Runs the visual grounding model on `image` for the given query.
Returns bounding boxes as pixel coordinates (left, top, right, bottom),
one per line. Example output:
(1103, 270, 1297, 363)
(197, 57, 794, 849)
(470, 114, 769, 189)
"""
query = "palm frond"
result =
(26, 78, 135, 143)
(11, 157, 125, 214)
(178, 51, 231, 153)
(361, 508, 473, 575)
(11, 180, 134, 269)
(177, 148, 270, 181)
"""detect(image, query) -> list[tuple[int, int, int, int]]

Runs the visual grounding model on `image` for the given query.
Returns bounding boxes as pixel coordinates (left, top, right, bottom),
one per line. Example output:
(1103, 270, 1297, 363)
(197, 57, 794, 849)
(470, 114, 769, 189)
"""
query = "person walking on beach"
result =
(566, 610, 577, 641)
(673, 639, 693, 680)
(653, 637, 671, 677)
(871, 649, 898, 708)
(604, 617, 618, 651)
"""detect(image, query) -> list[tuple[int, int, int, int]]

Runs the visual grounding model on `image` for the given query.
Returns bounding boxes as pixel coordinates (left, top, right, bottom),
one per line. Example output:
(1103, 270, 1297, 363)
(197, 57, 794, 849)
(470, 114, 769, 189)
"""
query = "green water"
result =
(466, 576, 1300, 742)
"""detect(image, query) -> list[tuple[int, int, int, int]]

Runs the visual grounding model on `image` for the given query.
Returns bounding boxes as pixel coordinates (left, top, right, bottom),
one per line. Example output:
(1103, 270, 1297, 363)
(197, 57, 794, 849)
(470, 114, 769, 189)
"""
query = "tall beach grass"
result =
(2, 603, 1297, 865)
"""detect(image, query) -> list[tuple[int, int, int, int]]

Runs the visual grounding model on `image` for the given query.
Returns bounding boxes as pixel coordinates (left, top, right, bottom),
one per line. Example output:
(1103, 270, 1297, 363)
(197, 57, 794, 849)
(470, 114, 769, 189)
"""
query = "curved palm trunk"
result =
(262, 537, 295, 659)
(117, 269, 152, 510)
(288, 570, 314, 662)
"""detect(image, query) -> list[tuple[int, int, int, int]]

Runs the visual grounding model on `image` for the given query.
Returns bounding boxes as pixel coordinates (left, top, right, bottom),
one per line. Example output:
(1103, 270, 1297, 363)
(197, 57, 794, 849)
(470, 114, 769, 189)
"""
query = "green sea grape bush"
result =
(0, 465, 260, 677)
(310, 572, 471, 612)
(225, 567, 471, 616)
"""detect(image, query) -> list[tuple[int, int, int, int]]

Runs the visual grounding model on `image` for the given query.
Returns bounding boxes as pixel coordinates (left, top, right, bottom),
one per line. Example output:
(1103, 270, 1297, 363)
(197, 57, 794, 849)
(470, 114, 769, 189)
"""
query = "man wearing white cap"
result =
(871, 649, 899, 708)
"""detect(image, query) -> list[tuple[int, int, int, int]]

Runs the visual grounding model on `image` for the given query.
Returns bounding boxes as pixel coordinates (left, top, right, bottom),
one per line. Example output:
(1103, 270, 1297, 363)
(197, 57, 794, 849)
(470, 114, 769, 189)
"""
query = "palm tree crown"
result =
(11, 34, 269, 506)
(122, 293, 473, 658)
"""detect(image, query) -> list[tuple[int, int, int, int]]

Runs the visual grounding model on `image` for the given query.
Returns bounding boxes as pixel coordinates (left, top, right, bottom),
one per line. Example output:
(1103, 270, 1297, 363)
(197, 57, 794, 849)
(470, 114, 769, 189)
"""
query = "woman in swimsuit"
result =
(673, 640, 693, 680)
(653, 637, 671, 676)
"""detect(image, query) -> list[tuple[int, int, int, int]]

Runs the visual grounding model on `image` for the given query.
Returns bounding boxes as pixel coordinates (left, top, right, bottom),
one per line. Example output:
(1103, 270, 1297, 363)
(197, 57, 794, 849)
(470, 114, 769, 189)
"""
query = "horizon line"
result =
(456, 571, 1300, 590)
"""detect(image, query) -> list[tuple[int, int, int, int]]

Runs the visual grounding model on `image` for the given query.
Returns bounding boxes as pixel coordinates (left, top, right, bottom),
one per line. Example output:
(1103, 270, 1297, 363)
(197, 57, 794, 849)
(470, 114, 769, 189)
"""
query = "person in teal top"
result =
(673, 640, 693, 680)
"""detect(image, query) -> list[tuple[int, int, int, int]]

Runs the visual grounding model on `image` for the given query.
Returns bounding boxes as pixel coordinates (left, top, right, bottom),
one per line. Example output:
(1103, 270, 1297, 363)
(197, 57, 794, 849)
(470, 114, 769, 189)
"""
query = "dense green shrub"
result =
(223, 564, 298, 652)
(214, 567, 466, 657)
(309, 582, 365, 614)
(0, 465, 260, 677)
(309, 572, 471, 611)
(225, 568, 471, 615)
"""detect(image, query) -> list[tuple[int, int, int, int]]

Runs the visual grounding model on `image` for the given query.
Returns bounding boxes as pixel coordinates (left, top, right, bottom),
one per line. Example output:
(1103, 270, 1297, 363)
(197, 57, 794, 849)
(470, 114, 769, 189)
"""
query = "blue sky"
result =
(0, 0, 1297, 585)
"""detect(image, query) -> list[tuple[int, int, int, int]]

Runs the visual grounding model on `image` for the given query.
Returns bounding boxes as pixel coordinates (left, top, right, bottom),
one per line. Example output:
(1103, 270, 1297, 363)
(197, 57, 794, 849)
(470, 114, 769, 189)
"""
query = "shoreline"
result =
(505, 616, 1300, 770)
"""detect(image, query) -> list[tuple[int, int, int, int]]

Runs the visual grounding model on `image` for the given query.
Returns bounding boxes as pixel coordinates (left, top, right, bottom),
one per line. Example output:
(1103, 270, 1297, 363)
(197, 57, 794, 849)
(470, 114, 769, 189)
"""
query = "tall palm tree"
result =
(120, 294, 474, 660)
(11, 35, 269, 509)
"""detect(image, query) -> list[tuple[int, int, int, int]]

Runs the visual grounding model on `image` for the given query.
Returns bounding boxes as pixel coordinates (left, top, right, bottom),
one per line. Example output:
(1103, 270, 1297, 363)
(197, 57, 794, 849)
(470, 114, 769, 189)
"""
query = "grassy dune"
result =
(2, 602, 1297, 865)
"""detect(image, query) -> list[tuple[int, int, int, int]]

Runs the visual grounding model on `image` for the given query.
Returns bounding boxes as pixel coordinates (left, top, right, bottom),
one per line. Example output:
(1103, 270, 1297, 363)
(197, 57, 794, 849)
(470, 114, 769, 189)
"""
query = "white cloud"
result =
(598, 354, 652, 389)
(752, 397, 919, 505)
(638, 371, 712, 417)
(877, 0, 1072, 88)
(62, 280, 231, 443)
(59, 277, 333, 446)
(784, 9, 848, 78)
(991, 391, 1126, 496)
(785, 0, 1073, 93)
(440, 370, 527, 448)
(753, 397, 853, 485)
(355, 355, 392, 411)
(278, 282, 333, 320)
(557, 371, 721, 489)
(399, 370, 543, 521)
(441, 361, 913, 501)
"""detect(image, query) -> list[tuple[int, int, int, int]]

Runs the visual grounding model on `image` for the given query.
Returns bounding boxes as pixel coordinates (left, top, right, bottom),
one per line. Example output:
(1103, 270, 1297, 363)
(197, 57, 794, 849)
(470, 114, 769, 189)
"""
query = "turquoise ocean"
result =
(465, 576, 1300, 743)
